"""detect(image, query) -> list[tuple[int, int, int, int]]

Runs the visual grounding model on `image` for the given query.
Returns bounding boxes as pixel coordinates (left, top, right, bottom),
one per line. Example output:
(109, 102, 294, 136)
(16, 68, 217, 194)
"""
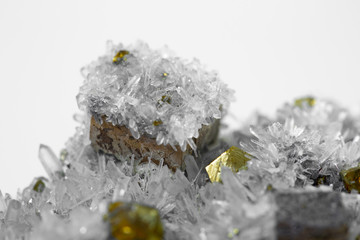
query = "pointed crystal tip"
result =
(38, 144, 63, 179)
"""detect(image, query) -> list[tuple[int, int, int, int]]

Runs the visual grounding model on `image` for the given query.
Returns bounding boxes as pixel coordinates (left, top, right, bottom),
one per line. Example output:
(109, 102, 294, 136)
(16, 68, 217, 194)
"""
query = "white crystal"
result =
(38, 144, 63, 179)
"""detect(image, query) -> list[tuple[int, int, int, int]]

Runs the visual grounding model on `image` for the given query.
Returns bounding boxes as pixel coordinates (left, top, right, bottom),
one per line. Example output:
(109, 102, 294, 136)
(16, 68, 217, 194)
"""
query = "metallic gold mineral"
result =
(161, 95, 171, 104)
(162, 72, 168, 79)
(33, 179, 45, 193)
(153, 120, 163, 126)
(341, 166, 360, 193)
(205, 146, 251, 183)
(294, 97, 316, 108)
(105, 201, 163, 240)
(113, 50, 130, 64)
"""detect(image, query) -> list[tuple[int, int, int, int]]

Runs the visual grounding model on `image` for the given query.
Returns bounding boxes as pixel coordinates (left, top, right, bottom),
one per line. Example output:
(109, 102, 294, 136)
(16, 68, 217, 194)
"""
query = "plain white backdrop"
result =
(1, 0, 360, 196)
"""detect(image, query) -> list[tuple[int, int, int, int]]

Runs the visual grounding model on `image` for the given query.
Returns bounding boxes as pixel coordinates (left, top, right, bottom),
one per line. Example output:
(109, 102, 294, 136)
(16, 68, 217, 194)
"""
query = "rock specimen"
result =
(77, 41, 232, 169)
(275, 190, 350, 240)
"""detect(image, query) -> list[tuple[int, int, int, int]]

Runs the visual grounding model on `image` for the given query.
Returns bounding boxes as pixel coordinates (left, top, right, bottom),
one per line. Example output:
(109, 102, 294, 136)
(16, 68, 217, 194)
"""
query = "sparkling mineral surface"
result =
(205, 146, 251, 182)
(2, 40, 360, 240)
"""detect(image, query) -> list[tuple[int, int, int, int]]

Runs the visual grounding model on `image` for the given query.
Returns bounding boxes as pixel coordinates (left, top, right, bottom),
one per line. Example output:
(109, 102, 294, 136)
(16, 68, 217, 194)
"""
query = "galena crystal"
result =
(105, 201, 163, 240)
(205, 146, 251, 183)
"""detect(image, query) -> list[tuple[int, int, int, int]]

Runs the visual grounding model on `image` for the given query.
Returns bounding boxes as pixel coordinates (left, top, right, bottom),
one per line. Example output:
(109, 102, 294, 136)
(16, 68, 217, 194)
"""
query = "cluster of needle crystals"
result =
(3, 40, 360, 239)
(77, 41, 232, 151)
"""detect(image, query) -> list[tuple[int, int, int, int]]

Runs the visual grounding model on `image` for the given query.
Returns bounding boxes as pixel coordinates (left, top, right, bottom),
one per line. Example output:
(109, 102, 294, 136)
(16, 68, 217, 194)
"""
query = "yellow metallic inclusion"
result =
(228, 228, 240, 238)
(341, 166, 360, 193)
(161, 95, 171, 104)
(113, 50, 130, 64)
(153, 120, 163, 126)
(162, 72, 168, 79)
(205, 146, 251, 183)
(294, 97, 316, 108)
(105, 201, 163, 240)
(33, 179, 45, 193)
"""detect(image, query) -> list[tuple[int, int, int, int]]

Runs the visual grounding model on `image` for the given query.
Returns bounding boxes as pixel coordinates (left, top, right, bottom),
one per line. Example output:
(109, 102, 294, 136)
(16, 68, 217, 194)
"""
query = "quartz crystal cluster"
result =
(2, 41, 360, 239)
(77, 41, 232, 152)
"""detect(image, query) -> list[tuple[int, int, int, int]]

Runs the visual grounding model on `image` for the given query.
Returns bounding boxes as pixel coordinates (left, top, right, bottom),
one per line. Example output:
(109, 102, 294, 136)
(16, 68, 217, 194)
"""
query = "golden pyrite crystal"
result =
(105, 201, 163, 240)
(113, 50, 130, 64)
(205, 146, 251, 183)
(294, 97, 316, 108)
(341, 166, 360, 193)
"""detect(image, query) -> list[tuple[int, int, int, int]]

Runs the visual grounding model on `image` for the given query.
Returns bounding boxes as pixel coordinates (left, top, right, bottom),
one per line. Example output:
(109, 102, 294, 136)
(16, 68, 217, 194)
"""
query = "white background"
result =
(1, 0, 360, 196)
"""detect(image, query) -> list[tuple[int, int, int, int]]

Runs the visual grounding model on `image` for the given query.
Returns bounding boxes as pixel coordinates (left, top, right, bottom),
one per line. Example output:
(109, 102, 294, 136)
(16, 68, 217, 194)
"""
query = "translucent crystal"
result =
(0, 191, 6, 214)
(38, 144, 64, 179)
(5, 200, 22, 222)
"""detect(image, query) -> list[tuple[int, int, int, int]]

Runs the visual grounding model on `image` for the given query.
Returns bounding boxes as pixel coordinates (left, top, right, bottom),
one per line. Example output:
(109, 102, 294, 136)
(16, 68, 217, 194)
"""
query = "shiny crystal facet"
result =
(294, 97, 315, 108)
(113, 50, 129, 64)
(205, 146, 251, 183)
(33, 179, 46, 193)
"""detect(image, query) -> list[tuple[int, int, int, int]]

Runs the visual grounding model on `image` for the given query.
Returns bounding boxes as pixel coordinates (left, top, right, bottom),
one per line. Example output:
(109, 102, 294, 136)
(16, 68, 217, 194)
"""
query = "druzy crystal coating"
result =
(77, 41, 232, 152)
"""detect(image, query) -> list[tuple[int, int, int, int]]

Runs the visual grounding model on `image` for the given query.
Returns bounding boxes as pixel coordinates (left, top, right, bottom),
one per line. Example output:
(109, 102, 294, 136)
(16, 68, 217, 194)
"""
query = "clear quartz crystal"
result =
(38, 144, 64, 179)
(4, 200, 21, 222)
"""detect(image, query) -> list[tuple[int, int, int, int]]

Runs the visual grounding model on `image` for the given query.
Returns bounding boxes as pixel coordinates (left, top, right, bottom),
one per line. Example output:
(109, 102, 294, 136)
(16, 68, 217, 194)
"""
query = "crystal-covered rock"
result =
(77, 41, 233, 153)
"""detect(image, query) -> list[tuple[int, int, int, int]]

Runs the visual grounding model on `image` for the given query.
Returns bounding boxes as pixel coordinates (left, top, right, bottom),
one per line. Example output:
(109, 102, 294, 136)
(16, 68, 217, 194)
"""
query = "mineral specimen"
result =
(3, 38, 360, 240)
(78, 41, 232, 169)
